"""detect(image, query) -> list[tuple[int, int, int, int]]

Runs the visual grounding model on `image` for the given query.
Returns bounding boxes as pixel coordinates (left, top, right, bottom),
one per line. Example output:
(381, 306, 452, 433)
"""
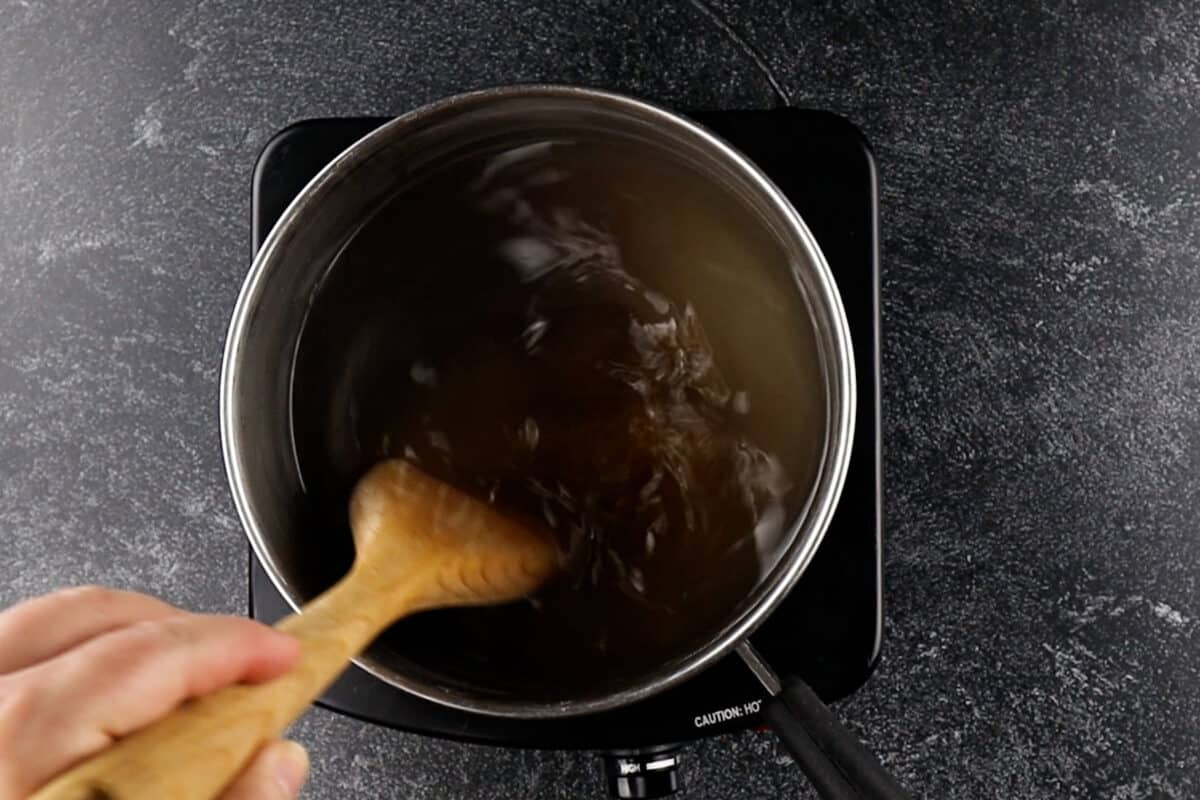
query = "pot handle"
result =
(737, 642, 912, 800)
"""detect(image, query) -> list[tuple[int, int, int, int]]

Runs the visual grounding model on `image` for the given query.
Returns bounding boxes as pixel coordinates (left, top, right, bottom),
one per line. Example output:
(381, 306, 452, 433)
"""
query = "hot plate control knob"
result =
(603, 748, 682, 798)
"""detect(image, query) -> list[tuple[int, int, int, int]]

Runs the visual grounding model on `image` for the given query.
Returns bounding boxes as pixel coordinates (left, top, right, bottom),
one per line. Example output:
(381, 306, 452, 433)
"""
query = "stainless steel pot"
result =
(223, 83, 854, 714)
(222, 85, 909, 800)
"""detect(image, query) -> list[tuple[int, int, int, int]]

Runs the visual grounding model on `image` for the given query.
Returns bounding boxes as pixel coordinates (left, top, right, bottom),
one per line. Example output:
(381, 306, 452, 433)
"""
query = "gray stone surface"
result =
(1, 0, 1197, 797)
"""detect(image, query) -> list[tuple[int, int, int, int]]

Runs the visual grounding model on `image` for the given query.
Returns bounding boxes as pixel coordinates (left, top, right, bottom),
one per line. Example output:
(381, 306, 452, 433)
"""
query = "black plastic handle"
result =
(763, 677, 912, 800)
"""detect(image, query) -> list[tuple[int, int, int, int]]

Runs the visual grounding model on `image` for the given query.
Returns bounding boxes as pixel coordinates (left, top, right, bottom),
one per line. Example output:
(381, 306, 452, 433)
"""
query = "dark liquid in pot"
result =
(290, 135, 826, 697)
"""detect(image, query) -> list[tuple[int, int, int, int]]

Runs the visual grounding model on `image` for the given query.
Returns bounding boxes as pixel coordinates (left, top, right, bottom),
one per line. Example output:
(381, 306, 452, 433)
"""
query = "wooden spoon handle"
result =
(30, 566, 407, 800)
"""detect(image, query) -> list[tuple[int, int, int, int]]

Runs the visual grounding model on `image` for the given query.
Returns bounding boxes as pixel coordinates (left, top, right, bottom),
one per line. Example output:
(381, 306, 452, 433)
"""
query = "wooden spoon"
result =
(32, 459, 559, 800)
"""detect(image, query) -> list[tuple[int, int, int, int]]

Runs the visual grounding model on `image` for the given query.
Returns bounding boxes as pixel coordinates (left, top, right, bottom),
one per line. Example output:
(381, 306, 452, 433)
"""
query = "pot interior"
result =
(224, 88, 846, 716)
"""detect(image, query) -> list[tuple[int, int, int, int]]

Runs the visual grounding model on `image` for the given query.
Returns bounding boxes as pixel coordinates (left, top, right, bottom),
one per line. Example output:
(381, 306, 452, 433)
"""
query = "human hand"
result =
(0, 586, 308, 799)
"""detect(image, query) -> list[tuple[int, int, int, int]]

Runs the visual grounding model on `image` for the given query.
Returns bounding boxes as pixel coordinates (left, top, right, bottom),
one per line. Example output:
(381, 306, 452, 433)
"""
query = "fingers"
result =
(220, 740, 310, 800)
(0, 613, 301, 797)
(0, 586, 180, 674)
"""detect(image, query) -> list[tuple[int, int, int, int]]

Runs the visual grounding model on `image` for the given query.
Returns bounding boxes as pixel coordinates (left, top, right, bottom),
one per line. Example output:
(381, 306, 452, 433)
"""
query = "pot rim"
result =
(221, 84, 856, 719)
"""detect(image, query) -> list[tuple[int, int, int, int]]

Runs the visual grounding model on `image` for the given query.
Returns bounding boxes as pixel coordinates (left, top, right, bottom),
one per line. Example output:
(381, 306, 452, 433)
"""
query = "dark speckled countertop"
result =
(1, 2, 1197, 798)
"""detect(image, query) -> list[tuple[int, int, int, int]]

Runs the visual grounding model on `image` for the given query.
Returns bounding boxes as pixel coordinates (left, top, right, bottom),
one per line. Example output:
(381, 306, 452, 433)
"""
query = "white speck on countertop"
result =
(1150, 601, 1189, 627)
(131, 106, 166, 149)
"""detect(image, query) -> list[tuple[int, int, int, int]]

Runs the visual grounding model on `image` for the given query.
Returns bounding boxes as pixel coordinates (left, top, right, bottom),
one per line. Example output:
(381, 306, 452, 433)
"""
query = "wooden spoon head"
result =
(348, 459, 559, 613)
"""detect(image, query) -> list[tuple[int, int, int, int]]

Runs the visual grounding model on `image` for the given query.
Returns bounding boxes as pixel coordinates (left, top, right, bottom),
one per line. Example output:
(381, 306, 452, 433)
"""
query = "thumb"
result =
(220, 739, 310, 800)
